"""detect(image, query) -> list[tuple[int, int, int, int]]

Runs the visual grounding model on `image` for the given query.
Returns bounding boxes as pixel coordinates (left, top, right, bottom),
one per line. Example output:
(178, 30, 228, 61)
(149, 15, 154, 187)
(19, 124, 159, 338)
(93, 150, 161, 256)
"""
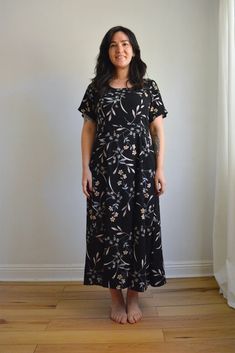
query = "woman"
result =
(78, 26, 168, 324)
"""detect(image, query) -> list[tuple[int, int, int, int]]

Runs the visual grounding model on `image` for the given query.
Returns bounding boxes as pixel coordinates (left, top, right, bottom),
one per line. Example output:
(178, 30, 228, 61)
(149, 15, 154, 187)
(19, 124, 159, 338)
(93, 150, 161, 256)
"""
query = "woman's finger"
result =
(82, 180, 91, 198)
(88, 178, 93, 193)
(155, 178, 166, 195)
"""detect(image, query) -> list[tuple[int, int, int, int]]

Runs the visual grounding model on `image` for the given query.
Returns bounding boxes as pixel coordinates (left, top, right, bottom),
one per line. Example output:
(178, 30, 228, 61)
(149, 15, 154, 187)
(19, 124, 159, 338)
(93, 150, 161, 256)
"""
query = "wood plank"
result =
(157, 303, 234, 316)
(34, 341, 235, 353)
(56, 298, 157, 309)
(0, 285, 65, 293)
(152, 288, 226, 306)
(0, 306, 156, 320)
(0, 346, 36, 353)
(152, 276, 219, 291)
(0, 302, 59, 309)
(163, 326, 235, 342)
(0, 285, 64, 309)
(47, 317, 161, 330)
(47, 312, 235, 331)
(0, 320, 48, 331)
(0, 329, 164, 344)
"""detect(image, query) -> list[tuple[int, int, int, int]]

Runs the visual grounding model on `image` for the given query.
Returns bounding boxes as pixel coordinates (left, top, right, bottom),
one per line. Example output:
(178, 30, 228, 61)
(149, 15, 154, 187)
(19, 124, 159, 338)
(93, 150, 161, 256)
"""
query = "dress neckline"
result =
(108, 79, 149, 91)
(108, 85, 134, 90)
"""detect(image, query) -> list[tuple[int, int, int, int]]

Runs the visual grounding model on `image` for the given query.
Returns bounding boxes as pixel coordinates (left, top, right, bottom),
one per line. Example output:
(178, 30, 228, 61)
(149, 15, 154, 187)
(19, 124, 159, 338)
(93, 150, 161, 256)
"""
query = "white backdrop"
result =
(0, 0, 218, 280)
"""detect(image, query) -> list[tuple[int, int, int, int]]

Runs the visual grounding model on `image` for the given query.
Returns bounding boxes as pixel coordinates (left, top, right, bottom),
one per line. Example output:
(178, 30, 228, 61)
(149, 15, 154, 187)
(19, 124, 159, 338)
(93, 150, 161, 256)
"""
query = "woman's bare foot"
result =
(109, 288, 127, 324)
(126, 288, 142, 324)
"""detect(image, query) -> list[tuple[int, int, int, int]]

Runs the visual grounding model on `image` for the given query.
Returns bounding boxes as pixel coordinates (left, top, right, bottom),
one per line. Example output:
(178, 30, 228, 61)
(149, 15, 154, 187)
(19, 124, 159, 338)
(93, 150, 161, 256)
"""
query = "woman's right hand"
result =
(82, 167, 93, 198)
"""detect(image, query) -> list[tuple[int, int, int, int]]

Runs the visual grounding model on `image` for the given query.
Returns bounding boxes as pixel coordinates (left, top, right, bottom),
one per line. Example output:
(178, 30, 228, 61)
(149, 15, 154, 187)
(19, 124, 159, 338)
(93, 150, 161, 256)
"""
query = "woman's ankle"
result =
(109, 288, 125, 304)
(127, 288, 139, 297)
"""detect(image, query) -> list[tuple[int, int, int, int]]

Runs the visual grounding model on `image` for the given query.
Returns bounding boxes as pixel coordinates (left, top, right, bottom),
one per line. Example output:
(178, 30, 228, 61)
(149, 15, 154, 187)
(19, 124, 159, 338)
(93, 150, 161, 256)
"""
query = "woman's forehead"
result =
(110, 31, 130, 42)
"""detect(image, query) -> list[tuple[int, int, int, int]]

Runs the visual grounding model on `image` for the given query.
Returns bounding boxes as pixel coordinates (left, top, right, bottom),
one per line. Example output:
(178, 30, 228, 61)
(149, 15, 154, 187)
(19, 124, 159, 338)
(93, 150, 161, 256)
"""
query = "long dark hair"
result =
(92, 26, 147, 95)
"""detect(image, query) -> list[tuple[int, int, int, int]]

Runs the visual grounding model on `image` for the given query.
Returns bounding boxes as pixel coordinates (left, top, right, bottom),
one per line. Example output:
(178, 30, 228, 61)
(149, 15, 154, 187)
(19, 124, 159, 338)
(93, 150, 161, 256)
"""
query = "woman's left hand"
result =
(154, 169, 166, 196)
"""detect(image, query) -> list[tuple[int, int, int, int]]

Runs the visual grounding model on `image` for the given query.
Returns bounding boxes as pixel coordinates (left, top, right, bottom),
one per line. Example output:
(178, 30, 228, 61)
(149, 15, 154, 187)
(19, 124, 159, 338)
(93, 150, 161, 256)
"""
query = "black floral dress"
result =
(78, 78, 168, 292)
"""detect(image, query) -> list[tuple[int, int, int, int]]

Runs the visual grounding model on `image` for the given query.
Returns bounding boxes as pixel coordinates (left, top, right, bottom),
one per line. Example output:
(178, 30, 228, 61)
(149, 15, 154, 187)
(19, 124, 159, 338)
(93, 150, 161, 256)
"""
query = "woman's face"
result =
(108, 31, 134, 70)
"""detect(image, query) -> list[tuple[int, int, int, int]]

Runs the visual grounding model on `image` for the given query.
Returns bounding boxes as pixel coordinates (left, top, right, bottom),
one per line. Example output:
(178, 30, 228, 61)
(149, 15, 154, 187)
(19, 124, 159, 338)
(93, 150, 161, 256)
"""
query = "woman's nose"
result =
(116, 43, 123, 53)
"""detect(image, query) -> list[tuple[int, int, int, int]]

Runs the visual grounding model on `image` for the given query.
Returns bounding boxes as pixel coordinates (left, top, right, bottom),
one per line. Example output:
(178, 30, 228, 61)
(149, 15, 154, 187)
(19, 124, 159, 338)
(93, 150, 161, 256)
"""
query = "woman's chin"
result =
(113, 62, 131, 70)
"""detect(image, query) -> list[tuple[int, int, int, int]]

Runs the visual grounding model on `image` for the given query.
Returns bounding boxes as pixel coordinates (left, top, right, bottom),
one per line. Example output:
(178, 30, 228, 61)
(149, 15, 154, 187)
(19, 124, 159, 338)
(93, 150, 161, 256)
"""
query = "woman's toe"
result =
(128, 314, 135, 324)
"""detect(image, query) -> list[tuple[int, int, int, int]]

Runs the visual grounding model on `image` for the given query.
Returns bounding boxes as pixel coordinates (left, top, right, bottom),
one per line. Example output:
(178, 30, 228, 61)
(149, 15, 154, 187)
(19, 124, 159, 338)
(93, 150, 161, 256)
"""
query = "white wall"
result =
(0, 0, 218, 280)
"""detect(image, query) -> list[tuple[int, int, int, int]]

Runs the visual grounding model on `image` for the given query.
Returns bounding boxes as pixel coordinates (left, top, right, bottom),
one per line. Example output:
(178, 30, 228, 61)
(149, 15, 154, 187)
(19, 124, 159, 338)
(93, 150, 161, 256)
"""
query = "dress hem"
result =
(83, 278, 167, 292)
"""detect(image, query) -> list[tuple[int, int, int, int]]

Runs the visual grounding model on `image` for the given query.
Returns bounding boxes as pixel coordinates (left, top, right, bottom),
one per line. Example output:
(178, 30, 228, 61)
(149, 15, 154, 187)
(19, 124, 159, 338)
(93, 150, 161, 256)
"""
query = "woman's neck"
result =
(109, 68, 132, 88)
(113, 68, 129, 81)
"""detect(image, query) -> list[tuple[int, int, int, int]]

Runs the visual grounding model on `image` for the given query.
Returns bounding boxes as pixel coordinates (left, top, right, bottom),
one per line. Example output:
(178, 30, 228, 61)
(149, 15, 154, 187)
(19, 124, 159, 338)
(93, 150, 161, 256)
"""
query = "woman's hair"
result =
(92, 26, 147, 95)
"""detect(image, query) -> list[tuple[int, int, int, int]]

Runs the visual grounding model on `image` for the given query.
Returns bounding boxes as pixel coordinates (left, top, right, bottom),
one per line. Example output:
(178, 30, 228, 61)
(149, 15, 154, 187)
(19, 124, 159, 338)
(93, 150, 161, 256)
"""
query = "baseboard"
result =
(165, 260, 213, 277)
(0, 261, 213, 281)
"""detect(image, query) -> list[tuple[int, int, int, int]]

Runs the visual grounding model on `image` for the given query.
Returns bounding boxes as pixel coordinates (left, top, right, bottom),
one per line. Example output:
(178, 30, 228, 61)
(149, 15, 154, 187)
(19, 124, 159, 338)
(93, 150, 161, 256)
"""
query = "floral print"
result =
(78, 79, 168, 292)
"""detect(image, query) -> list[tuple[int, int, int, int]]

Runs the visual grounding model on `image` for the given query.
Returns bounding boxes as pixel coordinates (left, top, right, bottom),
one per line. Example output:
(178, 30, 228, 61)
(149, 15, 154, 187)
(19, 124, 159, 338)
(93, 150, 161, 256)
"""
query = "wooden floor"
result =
(0, 277, 235, 353)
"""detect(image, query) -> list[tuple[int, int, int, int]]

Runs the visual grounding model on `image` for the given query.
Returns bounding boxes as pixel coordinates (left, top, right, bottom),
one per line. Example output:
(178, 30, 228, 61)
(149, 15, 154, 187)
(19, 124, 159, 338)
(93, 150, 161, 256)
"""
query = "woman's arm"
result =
(81, 116, 96, 198)
(149, 115, 166, 195)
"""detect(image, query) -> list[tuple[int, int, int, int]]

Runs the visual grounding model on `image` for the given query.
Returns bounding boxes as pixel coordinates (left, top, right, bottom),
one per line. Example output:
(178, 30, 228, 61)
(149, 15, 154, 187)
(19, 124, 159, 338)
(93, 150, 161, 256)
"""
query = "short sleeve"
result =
(78, 83, 97, 122)
(148, 79, 168, 123)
